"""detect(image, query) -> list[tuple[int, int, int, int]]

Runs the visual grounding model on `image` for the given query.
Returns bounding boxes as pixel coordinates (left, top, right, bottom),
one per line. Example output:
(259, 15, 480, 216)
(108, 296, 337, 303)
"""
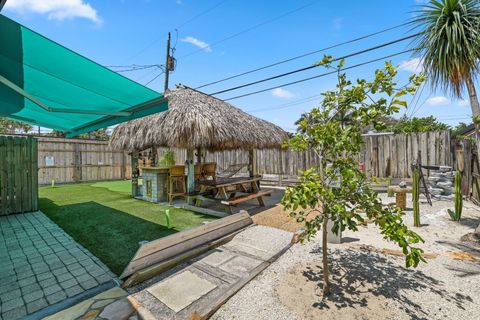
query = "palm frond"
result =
(410, 0, 480, 97)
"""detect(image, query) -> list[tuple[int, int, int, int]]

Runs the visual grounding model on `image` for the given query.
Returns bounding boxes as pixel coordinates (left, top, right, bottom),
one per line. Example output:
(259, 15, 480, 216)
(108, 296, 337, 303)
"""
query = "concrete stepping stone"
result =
(132, 225, 293, 319)
(147, 271, 217, 312)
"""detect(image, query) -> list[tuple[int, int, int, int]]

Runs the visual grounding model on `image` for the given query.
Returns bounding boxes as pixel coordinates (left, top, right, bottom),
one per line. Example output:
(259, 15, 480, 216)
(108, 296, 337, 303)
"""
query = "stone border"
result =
(24, 280, 116, 320)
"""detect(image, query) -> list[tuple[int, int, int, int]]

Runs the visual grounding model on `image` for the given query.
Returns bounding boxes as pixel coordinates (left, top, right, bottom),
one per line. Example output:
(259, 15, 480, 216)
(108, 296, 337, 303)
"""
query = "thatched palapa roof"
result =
(110, 85, 287, 151)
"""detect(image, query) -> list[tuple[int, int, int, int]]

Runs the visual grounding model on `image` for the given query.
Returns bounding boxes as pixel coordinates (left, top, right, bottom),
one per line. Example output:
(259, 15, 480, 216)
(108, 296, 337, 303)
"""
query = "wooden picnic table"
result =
(196, 176, 273, 211)
(200, 176, 261, 197)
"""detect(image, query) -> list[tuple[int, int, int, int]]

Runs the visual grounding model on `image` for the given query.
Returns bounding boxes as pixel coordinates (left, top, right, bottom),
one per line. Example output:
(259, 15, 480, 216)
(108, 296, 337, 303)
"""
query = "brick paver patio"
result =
(0, 211, 115, 320)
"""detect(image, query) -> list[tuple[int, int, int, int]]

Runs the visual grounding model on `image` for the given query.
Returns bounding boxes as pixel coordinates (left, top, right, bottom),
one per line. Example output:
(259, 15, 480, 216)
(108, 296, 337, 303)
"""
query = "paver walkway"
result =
(0, 211, 116, 320)
(129, 225, 293, 319)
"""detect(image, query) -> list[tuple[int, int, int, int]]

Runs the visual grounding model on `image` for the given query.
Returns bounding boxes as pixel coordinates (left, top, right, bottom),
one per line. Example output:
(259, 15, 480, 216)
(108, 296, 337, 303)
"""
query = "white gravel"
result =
(211, 197, 480, 320)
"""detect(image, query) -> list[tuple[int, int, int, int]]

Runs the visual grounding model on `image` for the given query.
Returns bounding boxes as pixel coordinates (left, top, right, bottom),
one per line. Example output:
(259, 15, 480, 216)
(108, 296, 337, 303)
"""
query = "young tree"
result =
(282, 57, 426, 296)
(0, 118, 32, 134)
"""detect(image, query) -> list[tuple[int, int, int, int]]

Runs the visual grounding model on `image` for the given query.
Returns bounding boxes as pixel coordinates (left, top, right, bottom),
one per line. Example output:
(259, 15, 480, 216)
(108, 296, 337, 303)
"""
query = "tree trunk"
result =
(322, 215, 330, 296)
(465, 75, 480, 235)
(466, 75, 480, 118)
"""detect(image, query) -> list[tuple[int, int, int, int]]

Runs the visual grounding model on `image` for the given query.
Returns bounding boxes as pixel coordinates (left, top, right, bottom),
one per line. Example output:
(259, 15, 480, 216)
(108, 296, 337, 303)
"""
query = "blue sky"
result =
(1, 0, 473, 131)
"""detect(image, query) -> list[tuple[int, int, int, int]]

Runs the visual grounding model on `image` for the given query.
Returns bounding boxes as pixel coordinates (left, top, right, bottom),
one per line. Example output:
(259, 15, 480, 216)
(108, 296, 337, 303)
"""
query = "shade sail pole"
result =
(0, 74, 132, 116)
(0, 112, 70, 131)
(66, 96, 168, 137)
(0, 74, 52, 112)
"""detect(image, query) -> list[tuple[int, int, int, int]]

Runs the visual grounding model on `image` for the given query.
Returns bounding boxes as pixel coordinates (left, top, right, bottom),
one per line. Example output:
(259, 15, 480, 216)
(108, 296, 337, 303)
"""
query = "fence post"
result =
(73, 142, 81, 182)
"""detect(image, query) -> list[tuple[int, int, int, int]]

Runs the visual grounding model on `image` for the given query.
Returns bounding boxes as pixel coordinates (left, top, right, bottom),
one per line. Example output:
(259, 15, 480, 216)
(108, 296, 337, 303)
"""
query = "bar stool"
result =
(168, 165, 186, 203)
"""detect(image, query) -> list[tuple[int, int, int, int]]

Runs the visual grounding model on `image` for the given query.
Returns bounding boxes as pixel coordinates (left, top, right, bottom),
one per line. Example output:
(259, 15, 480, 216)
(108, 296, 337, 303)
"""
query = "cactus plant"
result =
(448, 171, 462, 221)
(412, 168, 420, 227)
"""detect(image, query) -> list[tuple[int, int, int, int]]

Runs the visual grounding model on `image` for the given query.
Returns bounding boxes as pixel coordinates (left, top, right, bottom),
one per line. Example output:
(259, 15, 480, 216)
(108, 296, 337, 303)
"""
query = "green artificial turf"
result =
(39, 181, 216, 275)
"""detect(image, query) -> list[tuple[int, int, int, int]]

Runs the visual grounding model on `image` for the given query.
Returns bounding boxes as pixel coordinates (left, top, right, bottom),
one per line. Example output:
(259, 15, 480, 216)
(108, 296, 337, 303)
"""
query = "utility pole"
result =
(164, 32, 171, 93)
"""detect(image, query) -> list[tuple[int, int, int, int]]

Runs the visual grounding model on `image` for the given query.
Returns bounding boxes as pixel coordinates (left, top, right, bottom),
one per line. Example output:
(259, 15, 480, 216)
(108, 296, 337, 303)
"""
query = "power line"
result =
(175, 0, 229, 30)
(246, 94, 321, 113)
(405, 82, 425, 118)
(124, 0, 229, 63)
(106, 64, 159, 68)
(222, 48, 415, 101)
(113, 65, 163, 73)
(210, 34, 419, 97)
(145, 71, 165, 86)
(195, 22, 410, 89)
(178, 0, 320, 60)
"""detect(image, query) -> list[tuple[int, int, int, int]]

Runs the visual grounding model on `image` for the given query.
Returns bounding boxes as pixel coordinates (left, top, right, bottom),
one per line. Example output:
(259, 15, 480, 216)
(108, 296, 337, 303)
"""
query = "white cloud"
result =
(426, 96, 450, 106)
(332, 17, 343, 31)
(399, 58, 424, 73)
(458, 99, 470, 107)
(4, 0, 101, 24)
(271, 88, 294, 98)
(180, 36, 211, 52)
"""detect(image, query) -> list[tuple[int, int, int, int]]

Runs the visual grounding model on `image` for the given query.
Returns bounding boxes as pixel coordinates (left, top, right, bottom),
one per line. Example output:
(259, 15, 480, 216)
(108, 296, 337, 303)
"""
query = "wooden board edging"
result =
(189, 238, 294, 320)
(119, 211, 252, 279)
(121, 229, 243, 288)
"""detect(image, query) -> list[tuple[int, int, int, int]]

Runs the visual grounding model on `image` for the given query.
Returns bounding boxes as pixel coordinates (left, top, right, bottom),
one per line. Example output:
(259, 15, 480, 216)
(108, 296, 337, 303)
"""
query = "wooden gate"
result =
(0, 136, 38, 215)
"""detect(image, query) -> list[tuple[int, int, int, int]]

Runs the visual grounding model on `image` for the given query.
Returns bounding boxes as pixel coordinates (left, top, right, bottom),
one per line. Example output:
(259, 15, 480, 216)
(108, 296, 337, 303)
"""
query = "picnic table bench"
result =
(221, 189, 273, 207)
(196, 176, 273, 212)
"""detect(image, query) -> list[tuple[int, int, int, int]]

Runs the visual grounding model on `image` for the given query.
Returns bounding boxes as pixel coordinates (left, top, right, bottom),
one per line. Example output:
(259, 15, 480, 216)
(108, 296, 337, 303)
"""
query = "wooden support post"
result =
(196, 148, 203, 164)
(455, 141, 465, 172)
(412, 167, 421, 227)
(131, 152, 140, 197)
(121, 151, 126, 180)
(248, 149, 257, 177)
(186, 149, 195, 203)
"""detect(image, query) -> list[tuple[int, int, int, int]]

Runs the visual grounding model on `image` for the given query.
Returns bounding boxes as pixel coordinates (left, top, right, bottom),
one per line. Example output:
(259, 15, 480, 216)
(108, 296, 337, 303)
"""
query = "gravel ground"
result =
(211, 196, 480, 320)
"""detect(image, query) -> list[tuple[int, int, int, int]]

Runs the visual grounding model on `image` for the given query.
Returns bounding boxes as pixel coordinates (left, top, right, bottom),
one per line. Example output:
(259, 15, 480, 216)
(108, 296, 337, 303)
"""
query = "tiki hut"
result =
(110, 84, 287, 193)
(110, 84, 287, 152)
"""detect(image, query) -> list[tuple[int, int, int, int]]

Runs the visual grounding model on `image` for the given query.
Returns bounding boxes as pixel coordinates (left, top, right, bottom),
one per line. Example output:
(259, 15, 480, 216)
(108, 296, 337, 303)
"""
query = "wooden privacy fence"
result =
(359, 131, 452, 179)
(36, 136, 131, 185)
(0, 136, 38, 215)
(453, 139, 480, 201)
(161, 131, 452, 179)
(1, 131, 452, 186)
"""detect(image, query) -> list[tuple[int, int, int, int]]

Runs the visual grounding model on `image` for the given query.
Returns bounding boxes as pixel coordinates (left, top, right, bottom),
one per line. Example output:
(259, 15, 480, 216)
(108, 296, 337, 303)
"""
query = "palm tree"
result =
(410, 0, 480, 120)
(411, 1, 480, 234)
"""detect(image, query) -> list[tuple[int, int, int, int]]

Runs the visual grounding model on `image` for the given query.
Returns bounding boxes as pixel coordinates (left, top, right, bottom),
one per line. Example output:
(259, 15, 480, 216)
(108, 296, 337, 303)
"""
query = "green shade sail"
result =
(0, 14, 168, 137)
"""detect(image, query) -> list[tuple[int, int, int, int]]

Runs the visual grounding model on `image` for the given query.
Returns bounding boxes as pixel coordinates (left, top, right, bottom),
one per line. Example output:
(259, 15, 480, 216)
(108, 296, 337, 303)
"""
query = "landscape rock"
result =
(98, 298, 135, 320)
(429, 169, 455, 198)
(430, 188, 444, 196)
(437, 181, 453, 188)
